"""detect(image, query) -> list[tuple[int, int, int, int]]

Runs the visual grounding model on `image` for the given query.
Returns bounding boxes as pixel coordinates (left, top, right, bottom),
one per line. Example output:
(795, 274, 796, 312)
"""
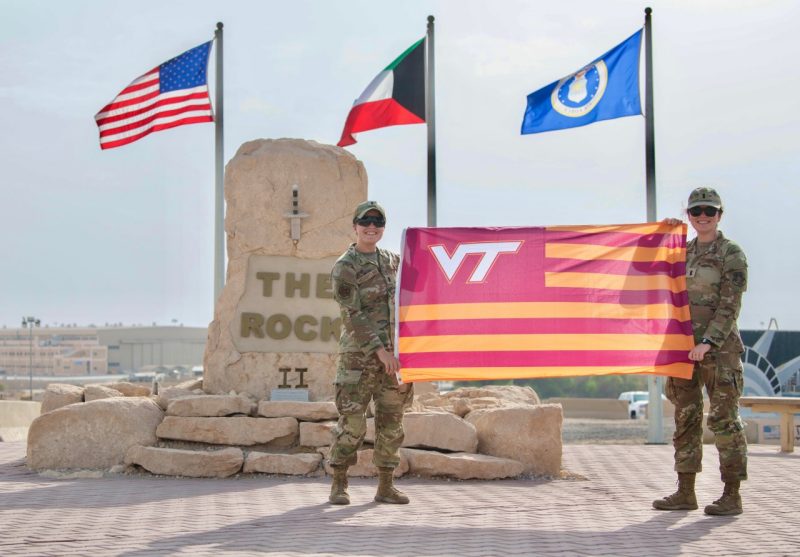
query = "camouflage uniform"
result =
(665, 230, 748, 482)
(328, 243, 413, 469)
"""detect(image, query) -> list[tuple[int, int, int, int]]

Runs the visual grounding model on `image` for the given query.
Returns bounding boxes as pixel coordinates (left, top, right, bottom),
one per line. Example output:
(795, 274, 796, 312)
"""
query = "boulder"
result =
(40, 384, 84, 414)
(125, 445, 243, 478)
(105, 382, 152, 397)
(402, 448, 524, 480)
(465, 404, 562, 476)
(155, 380, 205, 410)
(156, 416, 298, 446)
(203, 139, 368, 402)
(27, 398, 164, 470)
(84, 385, 125, 402)
(366, 412, 478, 453)
(299, 421, 336, 447)
(167, 394, 255, 417)
(258, 401, 338, 421)
(319, 447, 408, 477)
(244, 452, 322, 475)
(418, 385, 541, 416)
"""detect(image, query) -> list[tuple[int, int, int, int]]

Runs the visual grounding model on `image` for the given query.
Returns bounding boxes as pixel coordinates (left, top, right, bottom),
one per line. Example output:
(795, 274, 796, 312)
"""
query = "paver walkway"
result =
(0, 441, 797, 556)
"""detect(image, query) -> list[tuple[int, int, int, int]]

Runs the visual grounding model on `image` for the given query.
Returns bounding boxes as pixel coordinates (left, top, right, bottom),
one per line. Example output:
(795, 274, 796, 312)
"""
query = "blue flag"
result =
(521, 30, 642, 135)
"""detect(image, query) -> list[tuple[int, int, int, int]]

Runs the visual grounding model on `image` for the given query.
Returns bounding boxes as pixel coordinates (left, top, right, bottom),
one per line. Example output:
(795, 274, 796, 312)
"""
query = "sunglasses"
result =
(355, 215, 386, 227)
(688, 206, 720, 217)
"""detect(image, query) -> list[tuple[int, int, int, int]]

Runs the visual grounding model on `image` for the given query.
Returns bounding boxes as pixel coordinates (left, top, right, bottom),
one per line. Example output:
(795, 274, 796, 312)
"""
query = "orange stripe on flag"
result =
(399, 302, 690, 322)
(546, 223, 679, 235)
(544, 272, 687, 293)
(399, 362, 695, 382)
(398, 333, 695, 353)
(544, 243, 685, 263)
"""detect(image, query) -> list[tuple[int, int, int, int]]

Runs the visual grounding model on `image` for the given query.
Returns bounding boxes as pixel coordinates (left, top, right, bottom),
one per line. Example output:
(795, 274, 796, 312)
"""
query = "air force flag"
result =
(521, 30, 642, 135)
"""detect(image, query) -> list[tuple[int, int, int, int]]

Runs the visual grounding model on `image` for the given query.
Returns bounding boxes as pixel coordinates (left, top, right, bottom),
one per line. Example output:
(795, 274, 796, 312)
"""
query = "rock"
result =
(451, 385, 541, 405)
(125, 445, 243, 478)
(366, 412, 478, 453)
(156, 380, 205, 410)
(402, 448, 524, 480)
(319, 447, 408, 477)
(299, 421, 335, 447)
(105, 382, 152, 397)
(465, 405, 562, 476)
(40, 384, 84, 414)
(156, 416, 298, 446)
(27, 398, 164, 470)
(167, 395, 255, 417)
(84, 385, 125, 402)
(203, 139, 368, 402)
(258, 401, 338, 421)
(419, 385, 541, 416)
(243, 451, 322, 475)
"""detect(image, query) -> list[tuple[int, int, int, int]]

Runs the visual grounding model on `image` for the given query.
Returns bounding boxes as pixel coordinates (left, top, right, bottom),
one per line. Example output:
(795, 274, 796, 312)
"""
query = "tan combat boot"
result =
(653, 472, 698, 510)
(328, 465, 350, 505)
(704, 481, 742, 516)
(374, 467, 409, 504)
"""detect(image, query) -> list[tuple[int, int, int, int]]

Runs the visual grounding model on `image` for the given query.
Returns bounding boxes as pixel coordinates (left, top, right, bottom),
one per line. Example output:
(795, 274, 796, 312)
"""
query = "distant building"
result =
(0, 325, 206, 376)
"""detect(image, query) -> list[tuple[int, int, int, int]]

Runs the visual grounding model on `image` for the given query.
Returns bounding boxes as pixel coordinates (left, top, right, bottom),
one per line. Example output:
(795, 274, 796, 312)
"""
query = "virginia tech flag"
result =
(521, 30, 642, 135)
(338, 38, 425, 147)
(397, 223, 694, 383)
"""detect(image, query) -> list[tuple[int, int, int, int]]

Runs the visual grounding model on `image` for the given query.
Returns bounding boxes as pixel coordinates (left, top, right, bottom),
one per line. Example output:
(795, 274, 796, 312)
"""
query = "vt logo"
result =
(429, 241, 523, 283)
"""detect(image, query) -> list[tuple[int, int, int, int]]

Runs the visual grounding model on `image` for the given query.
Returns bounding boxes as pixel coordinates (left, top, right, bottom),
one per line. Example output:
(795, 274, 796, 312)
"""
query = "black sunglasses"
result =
(688, 206, 720, 217)
(355, 215, 386, 227)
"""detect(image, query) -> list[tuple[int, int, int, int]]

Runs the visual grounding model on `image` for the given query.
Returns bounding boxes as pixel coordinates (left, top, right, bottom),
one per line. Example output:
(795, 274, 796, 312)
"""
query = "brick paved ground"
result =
(0, 441, 797, 556)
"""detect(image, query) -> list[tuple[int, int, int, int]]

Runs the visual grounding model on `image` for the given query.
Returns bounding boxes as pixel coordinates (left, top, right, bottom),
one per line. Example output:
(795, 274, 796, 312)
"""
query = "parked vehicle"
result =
(618, 391, 666, 419)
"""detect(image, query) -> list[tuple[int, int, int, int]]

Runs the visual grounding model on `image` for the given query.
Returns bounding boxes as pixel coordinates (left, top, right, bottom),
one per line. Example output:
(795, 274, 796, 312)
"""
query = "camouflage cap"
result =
(687, 187, 723, 209)
(352, 200, 387, 222)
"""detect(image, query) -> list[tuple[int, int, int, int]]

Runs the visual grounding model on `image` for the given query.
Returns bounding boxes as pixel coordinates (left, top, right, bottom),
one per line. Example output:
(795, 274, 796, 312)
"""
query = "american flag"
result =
(95, 41, 214, 150)
(397, 223, 695, 383)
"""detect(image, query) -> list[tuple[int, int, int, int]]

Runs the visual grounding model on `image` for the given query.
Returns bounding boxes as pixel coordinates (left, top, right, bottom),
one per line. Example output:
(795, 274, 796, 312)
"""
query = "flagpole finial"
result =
(428, 15, 434, 23)
(217, 21, 223, 30)
(645, 7, 652, 15)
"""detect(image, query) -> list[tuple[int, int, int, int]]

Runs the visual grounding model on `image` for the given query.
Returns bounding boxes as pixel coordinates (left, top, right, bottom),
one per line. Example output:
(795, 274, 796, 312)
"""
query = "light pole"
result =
(22, 316, 40, 400)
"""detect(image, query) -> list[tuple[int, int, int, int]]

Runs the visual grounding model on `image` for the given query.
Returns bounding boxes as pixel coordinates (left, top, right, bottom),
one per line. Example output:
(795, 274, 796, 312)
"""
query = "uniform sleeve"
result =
(702, 243, 748, 346)
(332, 260, 385, 356)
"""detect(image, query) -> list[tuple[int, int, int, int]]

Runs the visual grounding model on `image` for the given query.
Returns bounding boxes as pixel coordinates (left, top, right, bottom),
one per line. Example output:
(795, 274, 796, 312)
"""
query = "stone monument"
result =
(203, 139, 367, 401)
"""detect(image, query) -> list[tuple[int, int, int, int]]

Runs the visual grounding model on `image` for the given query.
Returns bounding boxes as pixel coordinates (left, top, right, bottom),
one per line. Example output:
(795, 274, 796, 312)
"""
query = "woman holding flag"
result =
(654, 187, 748, 516)
(327, 201, 414, 505)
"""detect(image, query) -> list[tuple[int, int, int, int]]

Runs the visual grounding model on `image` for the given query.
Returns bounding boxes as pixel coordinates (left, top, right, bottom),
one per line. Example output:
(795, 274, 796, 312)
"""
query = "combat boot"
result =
(704, 481, 742, 516)
(652, 472, 698, 510)
(374, 467, 409, 504)
(328, 465, 350, 505)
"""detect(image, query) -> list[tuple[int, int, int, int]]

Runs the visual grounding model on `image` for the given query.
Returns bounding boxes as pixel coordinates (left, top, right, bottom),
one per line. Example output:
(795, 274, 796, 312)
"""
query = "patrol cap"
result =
(687, 187, 723, 209)
(352, 200, 387, 222)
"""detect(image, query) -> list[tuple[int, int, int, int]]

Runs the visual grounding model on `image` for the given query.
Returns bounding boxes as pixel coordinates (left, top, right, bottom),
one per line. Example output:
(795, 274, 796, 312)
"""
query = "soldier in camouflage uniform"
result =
(327, 201, 413, 505)
(654, 187, 748, 516)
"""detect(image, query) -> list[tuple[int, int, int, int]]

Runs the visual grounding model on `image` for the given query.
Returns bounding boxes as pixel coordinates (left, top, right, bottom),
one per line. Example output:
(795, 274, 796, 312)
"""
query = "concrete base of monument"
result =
(25, 381, 563, 480)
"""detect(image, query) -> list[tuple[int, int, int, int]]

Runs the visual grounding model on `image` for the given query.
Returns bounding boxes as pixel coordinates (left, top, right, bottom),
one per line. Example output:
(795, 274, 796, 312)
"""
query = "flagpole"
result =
(643, 7, 666, 444)
(425, 15, 437, 227)
(214, 22, 225, 306)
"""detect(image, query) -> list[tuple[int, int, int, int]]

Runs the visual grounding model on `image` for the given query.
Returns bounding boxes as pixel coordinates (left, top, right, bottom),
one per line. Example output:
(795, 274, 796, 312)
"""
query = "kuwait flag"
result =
(338, 38, 425, 147)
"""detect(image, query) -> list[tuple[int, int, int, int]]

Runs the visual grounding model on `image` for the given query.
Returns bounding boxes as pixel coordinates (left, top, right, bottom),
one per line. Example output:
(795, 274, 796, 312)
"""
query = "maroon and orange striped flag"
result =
(397, 223, 694, 383)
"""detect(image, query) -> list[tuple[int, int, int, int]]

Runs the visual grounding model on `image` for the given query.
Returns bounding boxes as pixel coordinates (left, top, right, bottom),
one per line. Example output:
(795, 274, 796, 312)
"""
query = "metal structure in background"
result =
(214, 21, 225, 306)
(21, 316, 40, 400)
(643, 7, 665, 444)
(425, 15, 437, 227)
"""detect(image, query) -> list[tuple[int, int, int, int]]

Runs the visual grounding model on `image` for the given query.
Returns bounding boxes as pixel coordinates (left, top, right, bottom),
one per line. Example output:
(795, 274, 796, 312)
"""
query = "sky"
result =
(1, 0, 798, 331)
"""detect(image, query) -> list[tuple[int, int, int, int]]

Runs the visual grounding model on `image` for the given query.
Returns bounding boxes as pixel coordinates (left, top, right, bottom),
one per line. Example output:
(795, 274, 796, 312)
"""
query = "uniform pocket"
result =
(335, 368, 363, 385)
(665, 378, 676, 404)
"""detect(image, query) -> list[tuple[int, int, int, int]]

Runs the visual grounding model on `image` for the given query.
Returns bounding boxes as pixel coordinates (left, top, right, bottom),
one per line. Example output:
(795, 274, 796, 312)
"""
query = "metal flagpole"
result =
(644, 7, 666, 444)
(214, 22, 225, 306)
(425, 15, 437, 227)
